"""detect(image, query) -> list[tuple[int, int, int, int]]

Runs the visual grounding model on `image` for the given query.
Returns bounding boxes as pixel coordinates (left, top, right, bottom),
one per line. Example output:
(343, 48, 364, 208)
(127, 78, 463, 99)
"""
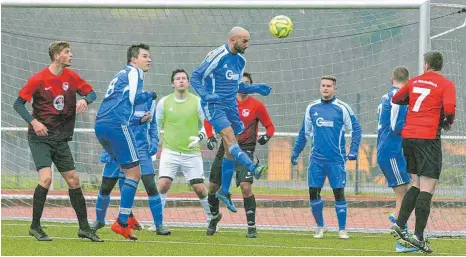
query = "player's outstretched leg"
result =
(309, 187, 326, 239)
(142, 174, 171, 236)
(228, 143, 267, 180)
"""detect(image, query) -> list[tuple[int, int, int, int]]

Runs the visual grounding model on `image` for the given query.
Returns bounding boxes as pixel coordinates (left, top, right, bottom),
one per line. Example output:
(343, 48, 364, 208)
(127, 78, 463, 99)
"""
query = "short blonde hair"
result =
(392, 66, 409, 83)
(48, 41, 71, 61)
(321, 75, 336, 85)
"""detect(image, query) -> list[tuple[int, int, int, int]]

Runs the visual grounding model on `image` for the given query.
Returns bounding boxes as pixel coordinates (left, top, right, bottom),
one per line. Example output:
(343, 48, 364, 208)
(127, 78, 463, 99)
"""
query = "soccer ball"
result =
(269, 15, 293, 38)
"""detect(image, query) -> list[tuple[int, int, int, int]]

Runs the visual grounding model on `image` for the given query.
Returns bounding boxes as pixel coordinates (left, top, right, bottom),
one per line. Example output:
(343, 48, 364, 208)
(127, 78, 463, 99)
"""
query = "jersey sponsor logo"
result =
(316, 117, 334, 127)
(413, 79, 438, 87)
(242, 108, 250, 117)
(53, 95, 65, 111)
(62, 82, 69, 91)
(45, 86, 52, 90)
(225, 70, 240, 80)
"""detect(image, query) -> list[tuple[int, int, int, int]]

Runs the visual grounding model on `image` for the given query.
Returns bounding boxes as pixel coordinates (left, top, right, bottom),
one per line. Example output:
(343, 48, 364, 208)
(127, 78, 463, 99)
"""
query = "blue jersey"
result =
(100, 98, 158, 163)
(377, 86, 408, 160)
(293, 97, 362, 164)
(96, 65, 153, 125)
(191, 44, 246, 105)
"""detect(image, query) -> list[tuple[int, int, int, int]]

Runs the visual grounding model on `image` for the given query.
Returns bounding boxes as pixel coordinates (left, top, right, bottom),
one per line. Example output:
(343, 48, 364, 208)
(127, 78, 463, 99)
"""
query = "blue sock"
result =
(220, 157, 236, 195)
(95, 192, 110, 223)
(118, 177, 125, 190)
(118, 178, 139, 225)
(310, 199, 325, 227)
(229, 143, 255, 172)
(335, 200, 347, 230)
(148, 194, 163, 228)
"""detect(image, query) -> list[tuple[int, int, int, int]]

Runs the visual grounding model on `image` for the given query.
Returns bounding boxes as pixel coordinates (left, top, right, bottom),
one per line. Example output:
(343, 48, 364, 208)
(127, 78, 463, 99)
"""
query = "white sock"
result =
(199, 196, 212, 221)
(160, 193, 167, 210)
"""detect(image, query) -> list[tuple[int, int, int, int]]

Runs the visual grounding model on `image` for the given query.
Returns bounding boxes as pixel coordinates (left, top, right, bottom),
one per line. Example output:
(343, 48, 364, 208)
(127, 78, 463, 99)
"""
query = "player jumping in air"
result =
(291, 75, 362, 240)
(377, 66, 417, 253)
(390, 51, 456, 253)
(205, 72, 275, 238)
(191, 27, 272, 213)
(94, 44, 158, 240)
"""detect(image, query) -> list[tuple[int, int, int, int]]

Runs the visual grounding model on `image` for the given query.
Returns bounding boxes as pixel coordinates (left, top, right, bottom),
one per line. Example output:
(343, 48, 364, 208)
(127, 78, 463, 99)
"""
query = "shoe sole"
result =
(78, 234, 104, 242)
(390, 229, 414, 248)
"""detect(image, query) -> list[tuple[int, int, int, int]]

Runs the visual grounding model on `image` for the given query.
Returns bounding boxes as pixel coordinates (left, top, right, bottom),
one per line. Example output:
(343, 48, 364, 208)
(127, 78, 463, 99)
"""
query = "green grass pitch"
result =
(2, 220, 465, 256)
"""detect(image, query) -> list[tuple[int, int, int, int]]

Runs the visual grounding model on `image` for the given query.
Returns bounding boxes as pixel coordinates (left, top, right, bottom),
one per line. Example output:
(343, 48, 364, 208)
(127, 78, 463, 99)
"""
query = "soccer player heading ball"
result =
(190, 26, 272, 213)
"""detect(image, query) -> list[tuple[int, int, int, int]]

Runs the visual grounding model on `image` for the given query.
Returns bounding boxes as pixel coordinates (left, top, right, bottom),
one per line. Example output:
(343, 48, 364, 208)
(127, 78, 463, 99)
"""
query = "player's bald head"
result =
(229, 26, 250, 39)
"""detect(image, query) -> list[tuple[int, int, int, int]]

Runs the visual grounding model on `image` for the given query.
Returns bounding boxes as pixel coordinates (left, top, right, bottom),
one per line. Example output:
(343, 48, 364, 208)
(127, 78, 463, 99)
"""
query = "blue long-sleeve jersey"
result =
(96, 65, 153, 125)
(191, 44, 249, 106)
(293, 97, 362, 164)
(100, 98, 157, 162)
(376, 86, 408, 160)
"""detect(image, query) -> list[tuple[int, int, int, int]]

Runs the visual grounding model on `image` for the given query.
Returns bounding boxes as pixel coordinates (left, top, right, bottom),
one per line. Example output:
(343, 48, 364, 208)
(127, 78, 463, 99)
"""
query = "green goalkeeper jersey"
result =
(156, 92, 204, 154)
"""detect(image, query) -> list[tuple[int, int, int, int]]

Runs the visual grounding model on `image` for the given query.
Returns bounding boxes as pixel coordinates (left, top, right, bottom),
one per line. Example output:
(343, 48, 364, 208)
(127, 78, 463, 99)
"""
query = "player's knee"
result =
(157, 176, 173, 194)
(190, 180, 207, 198)
(39, 176, 53, 189)
(309, 187, 321, 200)
(141, 174, 158, 196)
(208, 182, 220, 195)
(100, 177, 118, 195)
(240, 182, 253, 198)
(64, 171, 81, 189)
(333, 188, 345, 202)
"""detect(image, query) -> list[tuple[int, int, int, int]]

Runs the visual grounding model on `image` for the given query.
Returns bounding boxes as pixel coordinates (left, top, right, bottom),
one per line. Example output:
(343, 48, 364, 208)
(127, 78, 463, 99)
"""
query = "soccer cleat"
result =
(29, 226, 52, 241)
(313, 227, 327, 239)
(155, 225, 171, 236)
(253, 164, 268, 180)
(127, 216, 143, 231)
(111, 220, 137, 240)
(216, 192, 237, 213)
(395, 242, 418, 253)
(390, 224, 411, 247)
(338, 230, 350, 239)
(147, 225, 157, 232)
(206, 213, 222, 236)
(91, 220, 105, 232)
(78, 229, 104, 242)
(407, 235, 433, 254)
(246, 227, 257, 238)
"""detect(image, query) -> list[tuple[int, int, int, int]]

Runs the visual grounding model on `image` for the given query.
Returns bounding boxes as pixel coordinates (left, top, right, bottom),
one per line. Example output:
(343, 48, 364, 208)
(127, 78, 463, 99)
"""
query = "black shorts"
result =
(209, 142, 254, 187)
(402, 138, 442, 179)
(28, 136, 76, 173)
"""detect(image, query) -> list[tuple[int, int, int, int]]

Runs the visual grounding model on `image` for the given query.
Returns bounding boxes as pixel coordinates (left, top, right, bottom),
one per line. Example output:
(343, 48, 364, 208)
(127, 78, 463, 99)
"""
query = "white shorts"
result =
(158, 148, 204, 182)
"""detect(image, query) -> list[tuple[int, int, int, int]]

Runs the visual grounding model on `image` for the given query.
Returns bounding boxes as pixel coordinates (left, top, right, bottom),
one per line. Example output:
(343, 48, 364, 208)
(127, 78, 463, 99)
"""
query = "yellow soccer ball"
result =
(269, 15, 293, 38)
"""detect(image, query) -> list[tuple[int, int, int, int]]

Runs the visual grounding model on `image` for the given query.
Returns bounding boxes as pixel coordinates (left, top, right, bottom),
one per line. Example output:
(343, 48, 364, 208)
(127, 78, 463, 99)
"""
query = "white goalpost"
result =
(1, 0, 465, 237)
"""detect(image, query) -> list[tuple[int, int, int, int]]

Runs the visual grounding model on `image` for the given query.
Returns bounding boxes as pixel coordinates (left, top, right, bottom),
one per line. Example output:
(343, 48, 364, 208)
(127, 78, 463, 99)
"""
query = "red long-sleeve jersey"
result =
(205, 96, 275, 149)
(392, 71, 456, 139)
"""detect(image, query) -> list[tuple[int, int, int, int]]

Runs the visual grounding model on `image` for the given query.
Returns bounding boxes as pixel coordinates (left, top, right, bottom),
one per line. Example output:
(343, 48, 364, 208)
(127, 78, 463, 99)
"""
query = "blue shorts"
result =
(95, 123, 139, 166)
(202, 103, 244, 135)
(378, 155, 410, 187)
(102, 151, 155, 178)
(308, 161, 346, 189)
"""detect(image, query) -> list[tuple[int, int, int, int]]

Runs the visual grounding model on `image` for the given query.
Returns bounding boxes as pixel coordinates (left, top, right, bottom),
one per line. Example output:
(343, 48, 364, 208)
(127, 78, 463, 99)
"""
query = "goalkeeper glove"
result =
(254, 84, 272, 96)
(206, 137, 218, 150)
(188, 132, 206, 149)
(291, 152, 299, 166)
(257, 134, 271, 145)
(441, 119, 452, 131)
(347, 152, 358, 161)
(205, 93, 220, 103)
(149, 138, 158, 156)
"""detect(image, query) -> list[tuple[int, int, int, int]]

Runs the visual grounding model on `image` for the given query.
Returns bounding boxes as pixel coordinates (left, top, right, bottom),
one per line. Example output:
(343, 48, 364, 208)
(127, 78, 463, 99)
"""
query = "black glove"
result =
(257, 134, 270, 145)
(207, 137, 217, 150)
(151, 91, 158, 100)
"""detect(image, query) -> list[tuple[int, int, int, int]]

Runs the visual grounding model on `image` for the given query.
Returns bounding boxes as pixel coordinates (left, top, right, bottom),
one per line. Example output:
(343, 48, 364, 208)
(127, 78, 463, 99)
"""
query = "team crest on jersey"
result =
(62, 82, 69, 91)
(242, 109, 250, 117)
(53, 95, 65, 111)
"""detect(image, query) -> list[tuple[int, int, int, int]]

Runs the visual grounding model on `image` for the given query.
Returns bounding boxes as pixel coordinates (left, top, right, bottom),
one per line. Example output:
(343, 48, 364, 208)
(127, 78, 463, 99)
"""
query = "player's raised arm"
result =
(238, 81, 272, 96)
(257, 102, 275, 145)
(291, 105, 313, 165)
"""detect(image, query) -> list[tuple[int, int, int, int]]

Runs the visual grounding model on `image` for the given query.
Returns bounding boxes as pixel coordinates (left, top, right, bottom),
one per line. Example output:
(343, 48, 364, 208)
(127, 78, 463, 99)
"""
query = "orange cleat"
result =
(111, 220, 137, 240)
(127, 216, 143, 231)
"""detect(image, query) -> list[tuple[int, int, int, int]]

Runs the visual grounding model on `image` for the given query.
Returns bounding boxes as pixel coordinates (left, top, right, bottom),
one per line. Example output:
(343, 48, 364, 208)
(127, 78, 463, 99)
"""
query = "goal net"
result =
(2, 2, 465, 237)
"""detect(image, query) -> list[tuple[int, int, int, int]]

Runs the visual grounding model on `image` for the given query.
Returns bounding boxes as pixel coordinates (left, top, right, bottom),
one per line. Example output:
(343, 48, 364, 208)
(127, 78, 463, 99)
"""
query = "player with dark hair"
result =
(13, 41, 101, 242)
(205, 72, 275, 238)
(390, 51, 456, 253)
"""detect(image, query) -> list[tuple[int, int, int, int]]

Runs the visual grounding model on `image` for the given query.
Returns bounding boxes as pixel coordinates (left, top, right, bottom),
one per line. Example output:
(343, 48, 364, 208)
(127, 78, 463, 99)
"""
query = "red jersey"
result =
(205, 96, 275, 150)
(18, 67, 93, 140)
(392, 71, 456, 139)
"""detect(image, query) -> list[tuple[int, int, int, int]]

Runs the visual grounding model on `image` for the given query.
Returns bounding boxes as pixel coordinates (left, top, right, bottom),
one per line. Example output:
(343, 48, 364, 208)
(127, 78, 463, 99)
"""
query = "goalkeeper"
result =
(291, 75, 361, 240)
(191, 26, 271, 213)
(204, 72, 275, 238)
(92, 98, 170, 237)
